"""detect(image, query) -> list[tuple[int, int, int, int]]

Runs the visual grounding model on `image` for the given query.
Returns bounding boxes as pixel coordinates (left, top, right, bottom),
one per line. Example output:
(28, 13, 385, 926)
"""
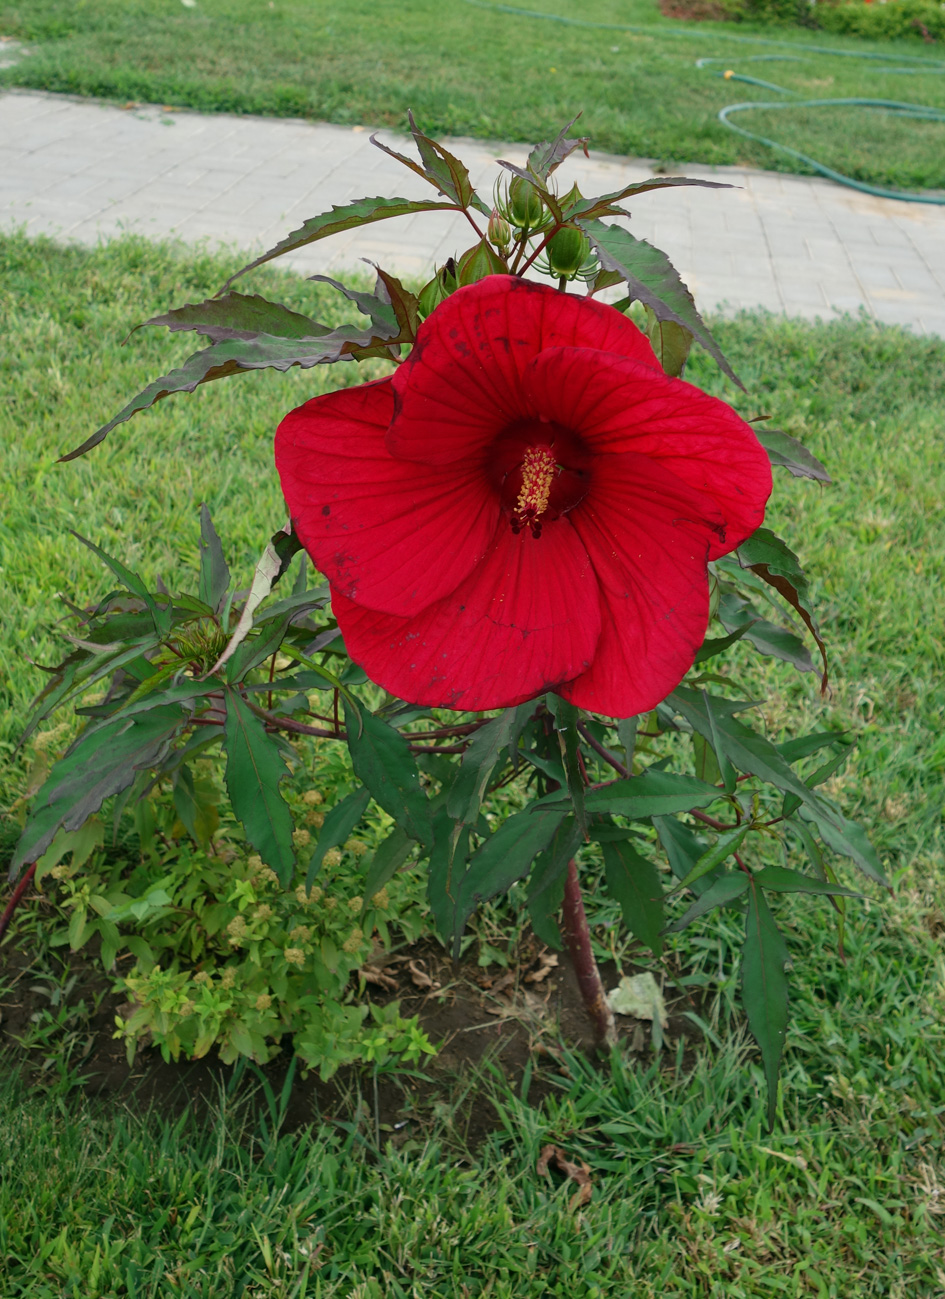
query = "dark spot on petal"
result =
(322, 505, 331, 516)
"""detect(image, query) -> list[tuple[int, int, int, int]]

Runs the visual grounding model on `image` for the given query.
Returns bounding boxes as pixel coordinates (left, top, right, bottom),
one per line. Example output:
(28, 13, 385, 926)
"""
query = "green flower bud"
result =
(547, 225, 591, 277)
(508, 176, 544, 230)
(487, 208, 512, 251)
(418, 259, 459, 318)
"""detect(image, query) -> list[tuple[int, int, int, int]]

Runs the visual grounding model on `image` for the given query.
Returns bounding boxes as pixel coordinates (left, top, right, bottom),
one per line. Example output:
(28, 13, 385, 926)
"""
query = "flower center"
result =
(511, 447, 557, 537)
(491, 421, 592, 539)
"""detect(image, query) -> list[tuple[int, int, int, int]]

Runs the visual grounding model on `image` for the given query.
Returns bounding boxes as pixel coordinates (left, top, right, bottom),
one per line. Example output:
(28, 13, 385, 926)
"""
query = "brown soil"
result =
(0, 927, 704, 1150)
(658, 0, 731, 21)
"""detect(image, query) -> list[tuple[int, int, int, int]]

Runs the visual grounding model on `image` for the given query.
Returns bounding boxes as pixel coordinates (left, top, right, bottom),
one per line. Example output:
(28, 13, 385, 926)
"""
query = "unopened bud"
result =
(418, 258, 459, 318)
(547, 225, 590, 277)
(508, 176, 544, 230)
(487, 208, 512, 251)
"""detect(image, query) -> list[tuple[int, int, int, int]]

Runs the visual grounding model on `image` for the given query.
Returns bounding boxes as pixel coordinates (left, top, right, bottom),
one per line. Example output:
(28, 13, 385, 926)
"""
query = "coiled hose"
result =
(462, 0, 945, 203)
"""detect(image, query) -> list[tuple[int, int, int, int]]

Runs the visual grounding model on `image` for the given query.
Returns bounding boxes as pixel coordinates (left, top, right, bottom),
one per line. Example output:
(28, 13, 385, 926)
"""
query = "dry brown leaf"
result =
(360, 964, 398, 992)
(407, 959, 439, 991)
(525, 952, 559, 984)
(536, 1144, 593, 1210)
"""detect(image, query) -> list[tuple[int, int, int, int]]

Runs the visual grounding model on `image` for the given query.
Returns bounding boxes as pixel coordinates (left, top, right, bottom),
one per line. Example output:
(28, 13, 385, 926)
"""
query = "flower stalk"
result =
(560, 857, 618, 1050)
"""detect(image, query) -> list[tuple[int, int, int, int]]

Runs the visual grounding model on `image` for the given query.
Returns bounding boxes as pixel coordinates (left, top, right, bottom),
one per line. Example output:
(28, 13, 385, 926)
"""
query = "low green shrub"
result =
(813, 0, 945, 41)
(28, 775, 434, 1079)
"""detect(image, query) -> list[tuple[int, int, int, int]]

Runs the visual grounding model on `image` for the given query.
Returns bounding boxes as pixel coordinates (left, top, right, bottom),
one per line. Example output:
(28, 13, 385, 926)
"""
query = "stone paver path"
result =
(2, 89, 943, 335)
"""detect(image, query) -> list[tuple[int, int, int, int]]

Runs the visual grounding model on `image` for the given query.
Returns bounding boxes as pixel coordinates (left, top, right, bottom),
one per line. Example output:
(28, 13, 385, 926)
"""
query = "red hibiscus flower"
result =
(275, 275, 771, 717)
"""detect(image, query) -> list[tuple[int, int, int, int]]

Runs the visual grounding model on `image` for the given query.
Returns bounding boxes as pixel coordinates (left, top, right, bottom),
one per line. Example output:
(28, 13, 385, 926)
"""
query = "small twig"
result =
(0, 862, 38, 944)
(577, 722, 629, 777)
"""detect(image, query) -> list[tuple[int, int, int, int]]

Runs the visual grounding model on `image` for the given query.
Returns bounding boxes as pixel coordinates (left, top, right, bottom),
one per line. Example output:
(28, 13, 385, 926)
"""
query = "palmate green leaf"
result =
(742, 881, 791, 1130)
(224, 195, 463, 287)
(737, 527, 828, 689)
(64, 325, 402, 461)
(343, 701, 432, 847)
(754, 428, 831, 483)
(198, 505, 230, 614)
(308, 786, 372, 887)
(601, 839, 664, 954)
(11, 704, 187, 876)
(575, 218, 741, 387)
(449, 805, 568, 954)
(138, 292, 330, 343)
(223, 688, 295, 885)
(664, 870, 750, 934)
(526, 815, 582, 949)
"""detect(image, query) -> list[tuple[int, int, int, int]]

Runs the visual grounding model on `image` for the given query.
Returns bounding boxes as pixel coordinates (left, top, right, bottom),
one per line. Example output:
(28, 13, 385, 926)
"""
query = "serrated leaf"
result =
(66, 325, 403, 461)
(547, 696, 587, 839)
(360, 826, 415, 913)
(308, 786, 372, 885)
(343, 701, 432, 847)
(571, 769, 721, 819)
(751, 864, 861, 897)
(673, 823, 750, 895)
(427, 806, 469, 943)
(737, 528, 828, 689)
(669, 687, 838, 826)
(11, 705, 186, 875)
(406, 110, 489, 213)
(450, 805, 567, 953)
(138, 292, 330, 343)
(800, 806, 887, 886)
(566, 176, 732, 223)
(602, 839, 664, 954)
(777, 732, 847, 764)
(742, 882, 791, 1130)
(717, 591, 815, 675)
(198, 504, 230, 612)
(71, 533, 170, 636)
(526, 816, 582, 949)
(526, 117, 590, 181)
(571, 218, 743, 384)
(225, 613, 292, 685)
(575, 218, 741, 387)
(309, 273, 399, 333)
(446, 704, 533, 828)
(654, 815, 716, 899)
(664, 870, 750, 934)
(225, 195, 461, 286)
(755, 428, 831, 483)
(223, 688, 295, 884)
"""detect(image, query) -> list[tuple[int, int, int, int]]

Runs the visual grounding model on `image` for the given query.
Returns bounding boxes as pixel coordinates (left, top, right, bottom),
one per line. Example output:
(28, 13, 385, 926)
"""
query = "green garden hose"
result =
(462, 0, 945, 203)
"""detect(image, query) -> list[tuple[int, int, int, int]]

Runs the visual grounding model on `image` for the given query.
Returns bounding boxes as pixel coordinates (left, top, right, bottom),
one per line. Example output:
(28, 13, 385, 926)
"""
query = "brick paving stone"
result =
(0, 89, 942, 336)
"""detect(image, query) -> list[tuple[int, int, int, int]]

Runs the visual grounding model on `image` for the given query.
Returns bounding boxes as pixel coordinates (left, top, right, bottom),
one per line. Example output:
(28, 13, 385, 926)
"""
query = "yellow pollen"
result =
(515, 447, 556, 521)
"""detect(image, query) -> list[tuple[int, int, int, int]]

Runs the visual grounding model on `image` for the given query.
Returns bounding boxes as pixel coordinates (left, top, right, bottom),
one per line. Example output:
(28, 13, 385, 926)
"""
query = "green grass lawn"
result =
(2, 230, 945, 1294)
(2, 0, 945, 190)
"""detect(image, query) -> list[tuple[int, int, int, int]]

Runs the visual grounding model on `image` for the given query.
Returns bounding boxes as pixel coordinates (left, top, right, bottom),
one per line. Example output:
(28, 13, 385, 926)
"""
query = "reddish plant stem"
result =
(560, 857, 618, 1050)
(0, 862, 37, 945)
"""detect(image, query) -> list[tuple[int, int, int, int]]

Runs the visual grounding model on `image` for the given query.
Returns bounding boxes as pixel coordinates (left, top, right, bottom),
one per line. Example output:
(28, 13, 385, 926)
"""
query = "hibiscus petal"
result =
(558, 451, 719, 718)
(333, 520, 602, 710)
(388, 275, 660, 466)
(524, 347, 772, 559)
(276, 379, 501, 617)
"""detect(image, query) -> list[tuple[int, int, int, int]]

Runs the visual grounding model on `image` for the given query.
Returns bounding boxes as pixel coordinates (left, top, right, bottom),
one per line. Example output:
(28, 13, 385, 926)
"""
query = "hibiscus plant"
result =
(6, 117, 884, 1123)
